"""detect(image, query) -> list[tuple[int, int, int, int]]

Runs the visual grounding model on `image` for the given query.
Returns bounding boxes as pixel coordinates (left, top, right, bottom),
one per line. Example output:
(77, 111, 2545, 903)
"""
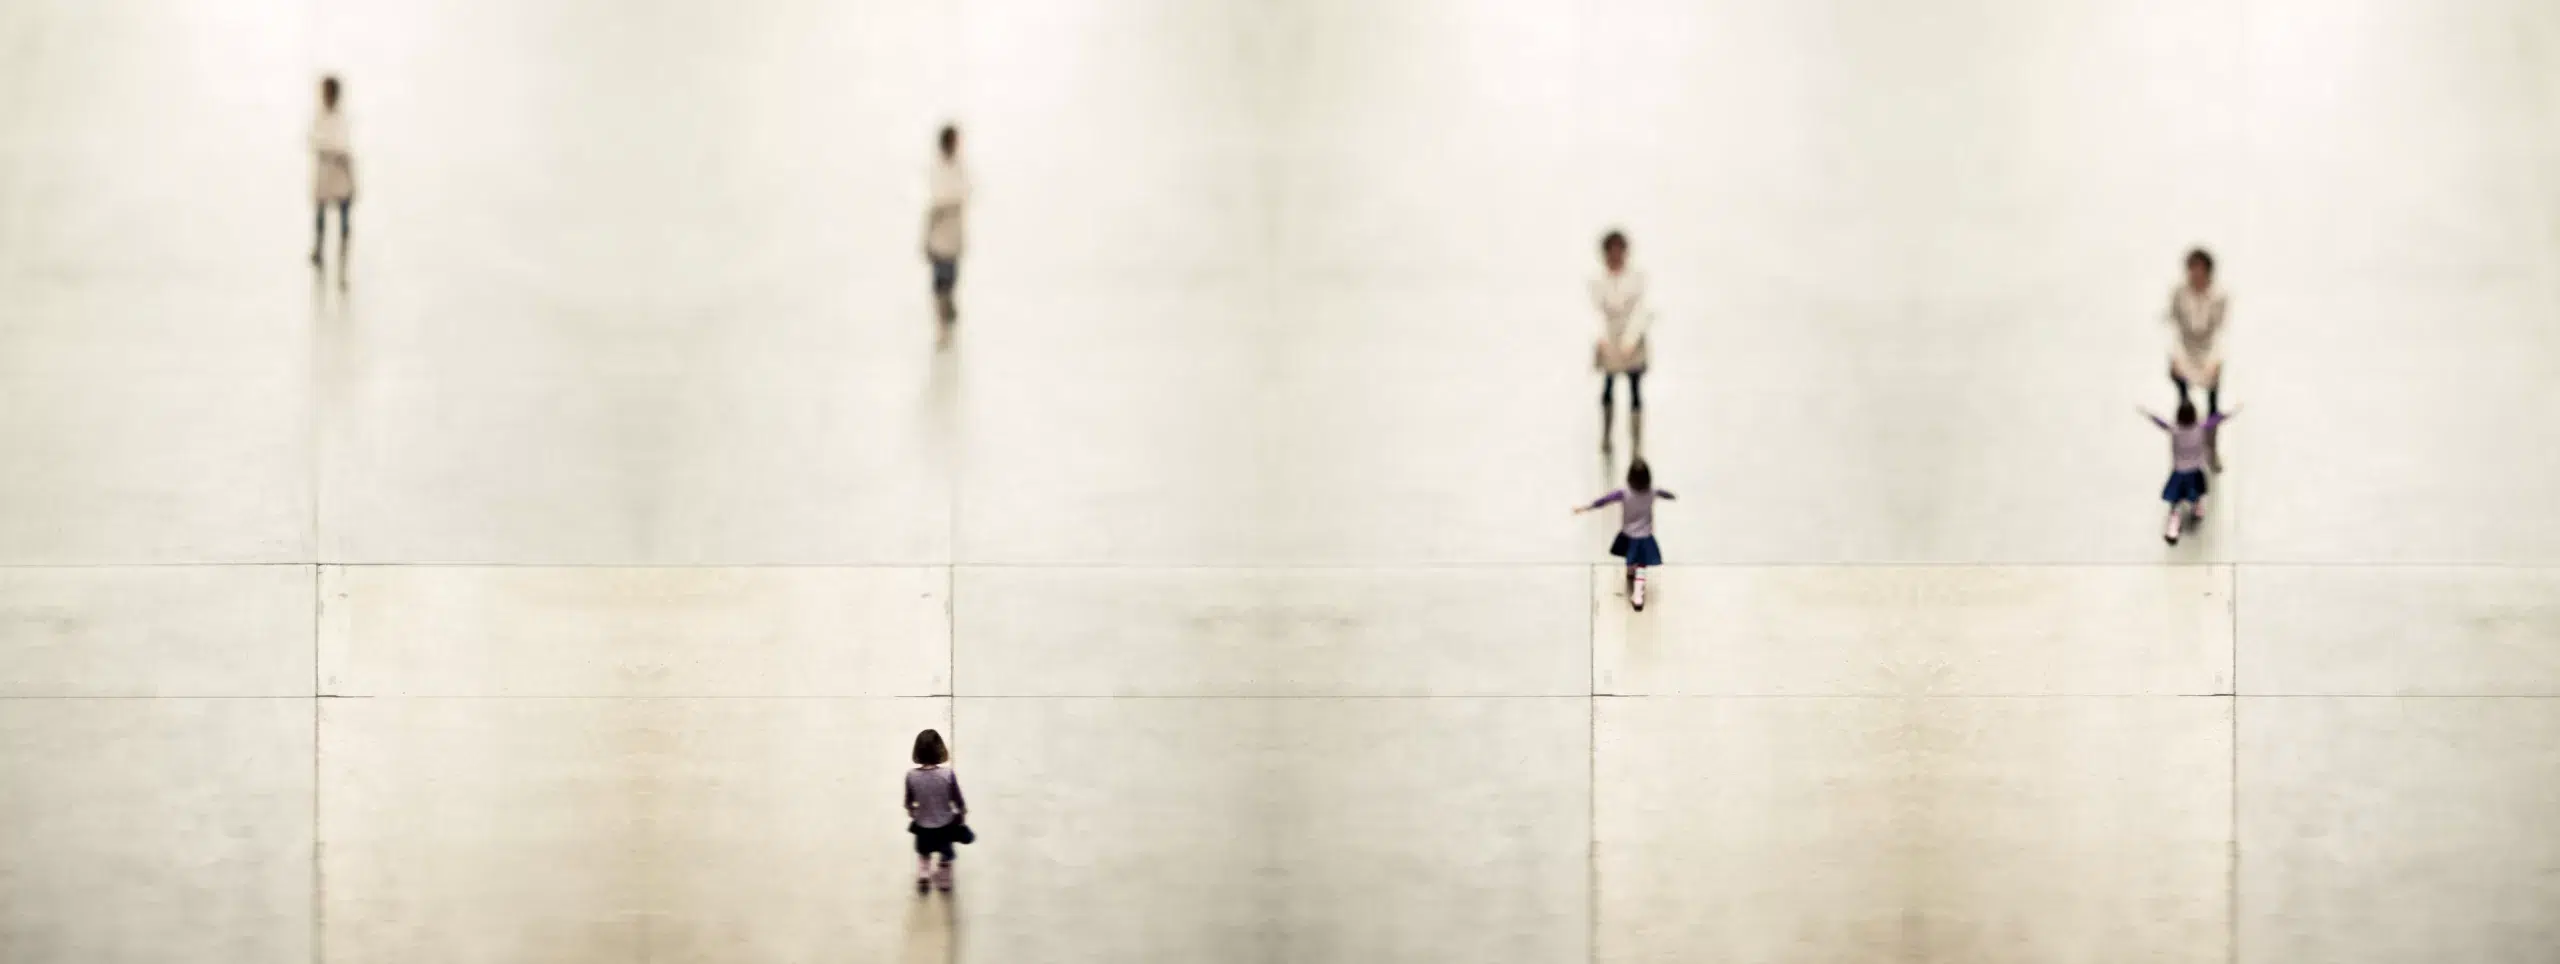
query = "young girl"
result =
(905, 729, 968, 892)
(923, 125, 971, 332)
(1589, 230, 1653, 453)
(2143, 401, 2235, 545)
(310, 76, 354, 272)
(1575, 458, 1676, 610)
(2167, 248, 2227, 469)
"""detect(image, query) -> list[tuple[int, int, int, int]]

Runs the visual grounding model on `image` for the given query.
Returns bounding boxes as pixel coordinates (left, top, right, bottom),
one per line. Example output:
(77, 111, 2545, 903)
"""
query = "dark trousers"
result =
(2170, 373, 2219, 414)
(1601, 370, 1644, 411)
(314, 200, 351, 250)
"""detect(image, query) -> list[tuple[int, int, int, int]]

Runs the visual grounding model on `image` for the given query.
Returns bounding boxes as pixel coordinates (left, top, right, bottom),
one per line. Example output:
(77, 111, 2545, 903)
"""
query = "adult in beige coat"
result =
(1591, 230, 1653, 452)
(310, 76, 354, 271)
(924, 125, 970, 328)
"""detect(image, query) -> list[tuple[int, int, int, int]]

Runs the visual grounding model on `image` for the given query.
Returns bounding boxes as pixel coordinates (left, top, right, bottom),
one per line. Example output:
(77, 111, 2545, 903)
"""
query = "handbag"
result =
(952, 822, 976, 845)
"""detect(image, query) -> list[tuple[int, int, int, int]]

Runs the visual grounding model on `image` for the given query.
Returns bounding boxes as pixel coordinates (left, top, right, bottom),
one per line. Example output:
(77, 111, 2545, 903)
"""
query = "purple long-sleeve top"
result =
(1589, 488, 1676, 538)
(2147, 412, 2229, 471)
(906, 766, 965, 829)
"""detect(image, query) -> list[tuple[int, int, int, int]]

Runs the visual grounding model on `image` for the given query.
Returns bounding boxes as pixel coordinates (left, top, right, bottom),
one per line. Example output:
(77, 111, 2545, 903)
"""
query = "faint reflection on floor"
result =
(902, 889, 955, 964)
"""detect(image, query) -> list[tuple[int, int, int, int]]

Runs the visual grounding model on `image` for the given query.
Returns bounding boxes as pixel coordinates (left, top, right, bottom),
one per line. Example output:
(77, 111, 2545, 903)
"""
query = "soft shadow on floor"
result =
(902, 887, 956, 964)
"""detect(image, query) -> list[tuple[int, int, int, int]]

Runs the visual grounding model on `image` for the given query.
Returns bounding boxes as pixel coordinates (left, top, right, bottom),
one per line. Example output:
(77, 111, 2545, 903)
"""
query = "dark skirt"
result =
(910, 820, 973, 856)
(1608, 533, 1664, 567)
(2161, 469, 2209, 504)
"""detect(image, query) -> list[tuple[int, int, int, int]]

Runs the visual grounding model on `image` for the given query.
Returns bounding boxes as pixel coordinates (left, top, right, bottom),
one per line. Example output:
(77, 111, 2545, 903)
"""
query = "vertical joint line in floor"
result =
(2228, 564, 2241, 964)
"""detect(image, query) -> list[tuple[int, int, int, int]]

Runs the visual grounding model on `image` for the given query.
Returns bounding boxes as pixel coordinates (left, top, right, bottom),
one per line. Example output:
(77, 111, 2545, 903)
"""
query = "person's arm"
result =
(905, 774, 918, 815)
(1574, 490, 1627, 514)
(1655, 490, 1676, 501)
(2205, 409, 2237, 428)
(2139, 408, 2168, 430)
(949, 776, 966, 818)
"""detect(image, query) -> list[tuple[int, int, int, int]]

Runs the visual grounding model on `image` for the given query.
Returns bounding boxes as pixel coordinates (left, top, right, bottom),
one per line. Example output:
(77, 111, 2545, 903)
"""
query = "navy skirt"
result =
(1609, 533, 1664, 567)
(2161, 469, 2209, 504)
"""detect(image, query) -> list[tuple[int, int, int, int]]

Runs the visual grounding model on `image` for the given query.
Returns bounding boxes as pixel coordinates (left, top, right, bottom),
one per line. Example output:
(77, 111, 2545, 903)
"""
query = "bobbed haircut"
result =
(1600, 230, 1628, 253)
(321, 75, 341, 103)
(2175, 400, 2198, 426)
(912, 728, 949, 766)
(937, 125, 959, 153)
(2185, 248, 2215, 273)
(1627, 458, 1652, 492)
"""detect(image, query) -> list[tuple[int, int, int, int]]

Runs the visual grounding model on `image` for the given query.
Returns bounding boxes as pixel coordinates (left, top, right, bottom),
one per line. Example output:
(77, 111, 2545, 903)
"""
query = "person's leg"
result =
(2170, 368, 2191, 406)
(1599, 374, 1617, 449)
(931, 259, 958, 321)
(336, 201, 352, 278)
(932, 836, 956, 889)
(312, 205, 326, 265)
(1630, 565, 1647, 609)
(1627, 370, 1645, 449)
(2205, 376, 2224, 470)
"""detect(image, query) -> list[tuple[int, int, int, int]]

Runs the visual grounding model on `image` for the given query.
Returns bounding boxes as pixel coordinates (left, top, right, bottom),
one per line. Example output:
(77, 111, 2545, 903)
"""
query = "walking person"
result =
(1590, 230, 1653, 453)
(906, 729, 970, 893)
(1575, 458, 1676, 611)
(923, 125, 971, 337)
(2166, 248, 2227, 469)
(2142, 400, 2236, 545)
(309, 76, 355, 276)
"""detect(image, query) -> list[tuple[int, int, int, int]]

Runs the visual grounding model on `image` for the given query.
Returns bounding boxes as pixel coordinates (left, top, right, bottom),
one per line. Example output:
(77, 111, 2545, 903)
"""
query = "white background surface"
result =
(4, 0, 2558, 960)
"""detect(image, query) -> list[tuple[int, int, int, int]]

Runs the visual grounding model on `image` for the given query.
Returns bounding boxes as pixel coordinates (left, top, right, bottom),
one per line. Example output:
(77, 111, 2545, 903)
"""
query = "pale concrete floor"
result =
(4, 0, 2559, 961)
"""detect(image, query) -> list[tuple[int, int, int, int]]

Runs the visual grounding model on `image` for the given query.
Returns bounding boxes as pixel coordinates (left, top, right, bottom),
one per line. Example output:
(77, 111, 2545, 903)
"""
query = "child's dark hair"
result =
(321, 75, 341, 105)
(2175, 400, 2198, 426)
(2185, 248, 2214, 273)
(1600, 230, 1627, 254)
(937, 124, 959, 154)
(1627, 458, 1652, 492)
(912, 729, 948, 766)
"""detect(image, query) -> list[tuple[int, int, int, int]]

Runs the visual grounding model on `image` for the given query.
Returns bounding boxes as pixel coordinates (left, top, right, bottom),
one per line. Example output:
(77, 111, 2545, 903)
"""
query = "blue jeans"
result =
(930, 257, 959, 296)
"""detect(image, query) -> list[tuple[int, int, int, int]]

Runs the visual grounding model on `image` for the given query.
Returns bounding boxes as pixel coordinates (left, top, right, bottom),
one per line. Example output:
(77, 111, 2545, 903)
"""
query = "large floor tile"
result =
(318, 337, 953, 565)
(2238, 697, 2560, 963)
(320, 697, 949, 964)
(0, 698, 312, 964)
(1597, 565, 2231, 696)
(0, 566, 313, 697)
(319, 566, 947, 697)
(0, 290, 311, 565)
(955, 566, 1585, 696)
(0, 0, 314, 566)
(956, 697, 1589, 963)
(1597, 696, 2229, 963)
(2239, 566, 2560, 695)
(2236, 373, 2560, 565)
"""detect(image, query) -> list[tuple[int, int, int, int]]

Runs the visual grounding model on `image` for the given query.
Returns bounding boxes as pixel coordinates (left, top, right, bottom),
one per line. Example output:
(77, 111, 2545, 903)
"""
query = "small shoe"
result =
(916, 864, 933, 893)
(1630, 578, 1647, 611)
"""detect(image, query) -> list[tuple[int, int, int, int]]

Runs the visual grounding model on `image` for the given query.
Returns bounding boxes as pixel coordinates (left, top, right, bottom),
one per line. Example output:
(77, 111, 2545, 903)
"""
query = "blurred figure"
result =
(1590, 230, 1652, 452)
(1575, 458, 1676, 611)
(906, 729, 969, 893)
(2142, 400, 2236, 545)
(924, 125, 971, 335)
(310, 76, 354, 275)
(2167, 248, 2226, 469)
